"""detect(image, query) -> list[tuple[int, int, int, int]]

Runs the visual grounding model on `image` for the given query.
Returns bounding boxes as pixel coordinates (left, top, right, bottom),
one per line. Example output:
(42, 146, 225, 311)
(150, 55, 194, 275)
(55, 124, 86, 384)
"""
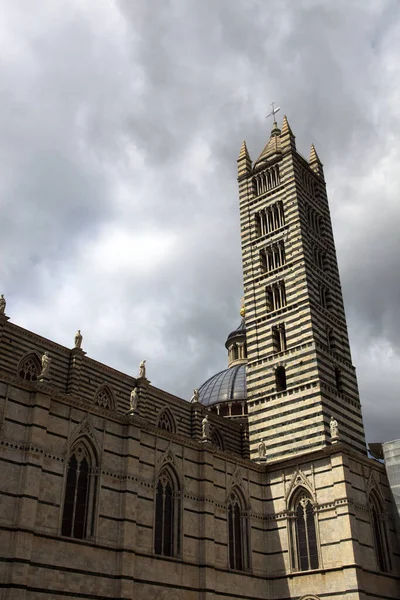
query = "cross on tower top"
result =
(266, 102, 280, 125)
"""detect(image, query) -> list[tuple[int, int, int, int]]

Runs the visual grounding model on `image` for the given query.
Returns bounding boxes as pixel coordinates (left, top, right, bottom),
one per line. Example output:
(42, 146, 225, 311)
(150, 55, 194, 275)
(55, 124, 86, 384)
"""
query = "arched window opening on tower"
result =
(260, 241, 285, 274)
(154, 467, 181, 558)
(252, 166, 280, 197)
(301, 171, 316, 195)
(232, 344, 239, 361)
(61, 439, 98, 540)
(272, 324, 286, 353)
(306, 204, 323, 236)
(319, 285, 331, 310)
(334, 367, 343, 393)
(313, 246, 326, 271)
(275, 366, 287, 391)
(255, 201, 285, 237)
(326, 328, 335, 352)
(266, 281, 286, 312)
(290, 491, 319, 572)
(227, 490, 249, 571)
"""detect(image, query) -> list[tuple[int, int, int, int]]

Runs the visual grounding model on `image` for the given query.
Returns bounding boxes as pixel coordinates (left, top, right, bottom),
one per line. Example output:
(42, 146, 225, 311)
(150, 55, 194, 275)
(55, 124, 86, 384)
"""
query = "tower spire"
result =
(309, 143, 324, 177)
(237, 140, 252, 178)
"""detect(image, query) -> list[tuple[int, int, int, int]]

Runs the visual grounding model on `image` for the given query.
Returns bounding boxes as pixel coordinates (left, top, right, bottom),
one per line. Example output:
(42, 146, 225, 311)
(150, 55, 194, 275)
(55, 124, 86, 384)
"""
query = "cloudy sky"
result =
(1, 0, 399, 443)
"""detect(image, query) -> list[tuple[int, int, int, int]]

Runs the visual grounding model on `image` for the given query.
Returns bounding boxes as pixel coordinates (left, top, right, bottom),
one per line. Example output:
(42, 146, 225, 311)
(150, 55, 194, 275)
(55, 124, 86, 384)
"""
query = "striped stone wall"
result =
(238, 119, 366, 462)
(0, 373, 399, 599)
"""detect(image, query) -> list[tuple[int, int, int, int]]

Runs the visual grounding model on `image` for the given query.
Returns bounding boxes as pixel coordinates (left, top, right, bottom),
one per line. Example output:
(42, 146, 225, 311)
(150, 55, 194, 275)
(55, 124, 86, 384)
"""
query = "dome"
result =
(198, 364, 247, 407)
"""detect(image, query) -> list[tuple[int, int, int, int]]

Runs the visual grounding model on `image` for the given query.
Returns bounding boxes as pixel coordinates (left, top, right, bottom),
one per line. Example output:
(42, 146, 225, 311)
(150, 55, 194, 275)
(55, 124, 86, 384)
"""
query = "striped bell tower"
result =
(238, 116, 366, 462)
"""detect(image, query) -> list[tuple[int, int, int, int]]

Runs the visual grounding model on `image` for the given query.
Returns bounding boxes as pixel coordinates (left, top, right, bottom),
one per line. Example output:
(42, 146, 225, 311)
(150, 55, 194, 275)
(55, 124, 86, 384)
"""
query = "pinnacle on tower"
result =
(281, 115, 294, 136)
(280, 115, 296, 151)
(237, 140, 252, 178)
(309, 143, 324, 177)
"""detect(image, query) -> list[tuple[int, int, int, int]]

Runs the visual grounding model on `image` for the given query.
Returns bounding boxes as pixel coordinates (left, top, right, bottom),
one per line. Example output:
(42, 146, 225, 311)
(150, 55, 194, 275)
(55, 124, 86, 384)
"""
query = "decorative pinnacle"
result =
(238, 140, 251, 161)
(281, 115, 294, 136)
(309, 143, 322, 163)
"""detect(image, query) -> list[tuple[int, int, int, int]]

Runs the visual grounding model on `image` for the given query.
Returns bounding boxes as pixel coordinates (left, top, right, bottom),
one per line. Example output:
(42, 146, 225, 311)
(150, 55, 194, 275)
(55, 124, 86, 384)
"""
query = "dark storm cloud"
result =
(1, 0, 399, 443)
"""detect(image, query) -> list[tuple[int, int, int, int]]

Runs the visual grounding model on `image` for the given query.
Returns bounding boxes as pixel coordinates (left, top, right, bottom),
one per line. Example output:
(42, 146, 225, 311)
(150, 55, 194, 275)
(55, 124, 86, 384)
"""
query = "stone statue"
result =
(130, 388, 138, 411)
(191, 388, 199, 403)
(40, 351, 52, 378)
(330, 416, 339, 439)
(202, 414, 210, 438)
(258, 439, 266, 459)
(0, 294, 6, 315)
(74, 330, 83, 349)
(139, 360, 146, 379)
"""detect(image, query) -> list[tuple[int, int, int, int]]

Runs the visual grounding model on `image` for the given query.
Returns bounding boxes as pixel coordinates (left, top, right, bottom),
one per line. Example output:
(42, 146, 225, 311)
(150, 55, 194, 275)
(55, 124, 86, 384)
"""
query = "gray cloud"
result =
(1, 0, 399, 443)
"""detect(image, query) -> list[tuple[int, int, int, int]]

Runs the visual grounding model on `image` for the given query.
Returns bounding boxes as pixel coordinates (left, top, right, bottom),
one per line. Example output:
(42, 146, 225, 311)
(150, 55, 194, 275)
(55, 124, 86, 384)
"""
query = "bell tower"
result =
(238, 115, 366, 462)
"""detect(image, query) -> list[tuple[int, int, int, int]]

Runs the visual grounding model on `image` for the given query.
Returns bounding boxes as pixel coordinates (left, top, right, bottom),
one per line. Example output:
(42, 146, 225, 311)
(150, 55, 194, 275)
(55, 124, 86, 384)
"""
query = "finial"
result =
(240, 297, 245, 318)
(266, 102, 281, 127)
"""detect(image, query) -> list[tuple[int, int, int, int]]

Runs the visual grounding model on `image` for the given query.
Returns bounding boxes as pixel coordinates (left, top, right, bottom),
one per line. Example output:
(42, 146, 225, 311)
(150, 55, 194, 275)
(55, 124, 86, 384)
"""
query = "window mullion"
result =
(70, 461, 81, 535)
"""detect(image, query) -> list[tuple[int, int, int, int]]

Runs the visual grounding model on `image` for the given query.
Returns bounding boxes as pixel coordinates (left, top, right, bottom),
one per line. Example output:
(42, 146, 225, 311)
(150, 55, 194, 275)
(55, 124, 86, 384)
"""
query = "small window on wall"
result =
(275, 366, 287, 391)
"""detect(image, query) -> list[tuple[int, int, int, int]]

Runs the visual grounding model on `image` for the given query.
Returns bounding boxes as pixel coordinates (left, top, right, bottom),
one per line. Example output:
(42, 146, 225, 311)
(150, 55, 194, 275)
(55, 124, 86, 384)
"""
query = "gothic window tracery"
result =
(154, 467, 181, 557)
(290, 490, 319, 572)
(157, 409, 176, 433)
(93, 385, 114, 410)
(18, 353, 41, 381)
(61, 439, 98, 540)
(227, 490, 249, 571)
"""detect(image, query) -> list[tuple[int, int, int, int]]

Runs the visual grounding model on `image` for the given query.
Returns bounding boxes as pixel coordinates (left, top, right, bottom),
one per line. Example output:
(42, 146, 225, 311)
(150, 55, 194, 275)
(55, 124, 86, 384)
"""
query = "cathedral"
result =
(0, 116, 399, 600)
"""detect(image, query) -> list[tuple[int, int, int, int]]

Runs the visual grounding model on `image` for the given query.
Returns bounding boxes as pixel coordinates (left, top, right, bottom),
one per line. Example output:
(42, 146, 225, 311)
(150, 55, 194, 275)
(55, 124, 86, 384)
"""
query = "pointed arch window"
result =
(18, 353, 41, 381)
(290, 490, 319, 571)
(61, 440, 98, 540)
(227, 490, 249, 571)
(154, 467, 181, 557)
(93, 385, 114, 410)
(157, 409, 176, 433)
(369, 491, 391, 572)
(211, 429, 224, 450)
